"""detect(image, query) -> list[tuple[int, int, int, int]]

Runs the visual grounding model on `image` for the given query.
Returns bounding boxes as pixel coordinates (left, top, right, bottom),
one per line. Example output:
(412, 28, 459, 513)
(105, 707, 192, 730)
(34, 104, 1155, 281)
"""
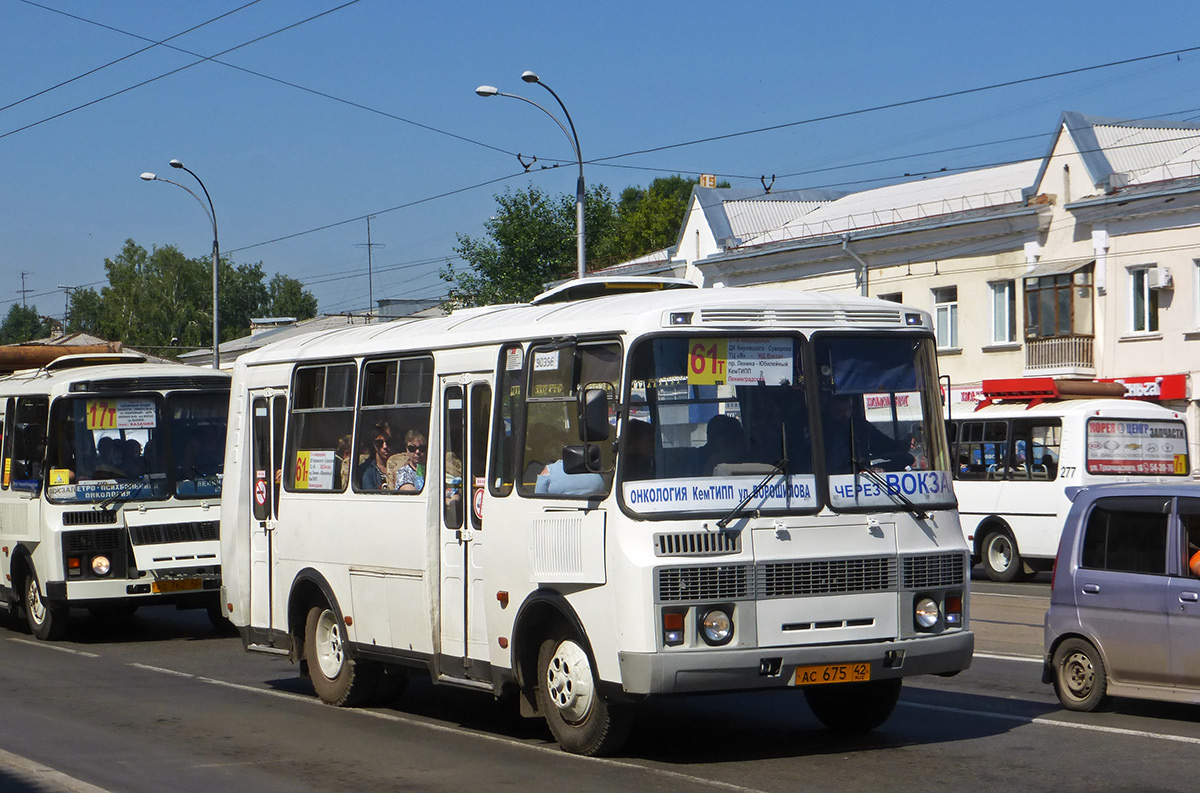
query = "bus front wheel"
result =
(23, 566, 68, 641)
(981, 529, 1023, 582)
(535, 632, 632, 756)
(804, 678, 902, 732)
(303, 605, 379, 707)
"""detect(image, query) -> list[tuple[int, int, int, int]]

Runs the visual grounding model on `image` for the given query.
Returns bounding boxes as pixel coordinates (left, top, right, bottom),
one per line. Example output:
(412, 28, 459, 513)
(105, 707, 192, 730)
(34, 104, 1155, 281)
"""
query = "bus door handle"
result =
(458, 526, 477, 544)
(1081, 583, 1100, 595)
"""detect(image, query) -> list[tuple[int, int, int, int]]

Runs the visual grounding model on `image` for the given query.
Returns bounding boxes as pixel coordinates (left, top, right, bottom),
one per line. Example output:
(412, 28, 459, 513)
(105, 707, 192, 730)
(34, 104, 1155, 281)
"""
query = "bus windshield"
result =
(621, 333, 952, 516)
(45, 392, 229, 504)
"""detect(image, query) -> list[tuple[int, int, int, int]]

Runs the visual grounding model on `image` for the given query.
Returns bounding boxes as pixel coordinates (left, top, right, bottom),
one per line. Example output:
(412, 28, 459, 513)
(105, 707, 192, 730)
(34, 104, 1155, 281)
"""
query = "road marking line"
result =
(906, 702, 1200, 745)
(128, 663, 196, 678)
(973, 651, 1042, 664)
(7, 638, 98, 657)
(194, 676, 768, 793)
(0, 747, 114, 793)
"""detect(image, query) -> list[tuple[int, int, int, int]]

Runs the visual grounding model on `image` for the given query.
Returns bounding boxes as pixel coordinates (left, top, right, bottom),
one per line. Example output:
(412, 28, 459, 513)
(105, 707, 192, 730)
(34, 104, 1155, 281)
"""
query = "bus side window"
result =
(10, 397, 49, 492)
(0, 398, 11, 490)
(490, 343, 524, 497)
(286, 363, 356, 493)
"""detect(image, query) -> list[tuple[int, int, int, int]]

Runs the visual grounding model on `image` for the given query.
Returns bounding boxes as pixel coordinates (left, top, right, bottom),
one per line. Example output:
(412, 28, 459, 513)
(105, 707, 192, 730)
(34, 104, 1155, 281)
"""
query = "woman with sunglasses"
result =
(360, 421, 394, 491)
(395, 430, 427, 493)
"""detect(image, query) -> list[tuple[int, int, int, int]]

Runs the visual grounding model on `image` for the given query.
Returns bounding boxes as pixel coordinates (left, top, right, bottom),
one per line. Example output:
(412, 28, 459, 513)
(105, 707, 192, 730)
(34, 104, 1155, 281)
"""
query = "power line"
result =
(4, 0, 265, 114)
(0, 0, 367, 141)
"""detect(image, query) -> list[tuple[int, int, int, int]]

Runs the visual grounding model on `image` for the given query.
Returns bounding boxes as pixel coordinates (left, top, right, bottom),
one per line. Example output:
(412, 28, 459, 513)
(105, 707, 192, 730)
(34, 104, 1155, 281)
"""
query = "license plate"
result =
(794, 662, 871, 685)
(151, 578, 202, 594)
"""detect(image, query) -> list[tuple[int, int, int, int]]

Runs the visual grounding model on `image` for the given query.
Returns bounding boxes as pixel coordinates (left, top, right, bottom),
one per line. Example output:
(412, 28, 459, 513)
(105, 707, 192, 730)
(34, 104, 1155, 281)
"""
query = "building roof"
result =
(678, 186, 845, 250)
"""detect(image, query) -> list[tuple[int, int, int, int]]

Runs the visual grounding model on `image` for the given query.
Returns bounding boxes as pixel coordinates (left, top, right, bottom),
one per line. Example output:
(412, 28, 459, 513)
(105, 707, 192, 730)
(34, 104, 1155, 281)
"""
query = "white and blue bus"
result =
(221, 278, 973, 755)
(0, 353, 230, 639)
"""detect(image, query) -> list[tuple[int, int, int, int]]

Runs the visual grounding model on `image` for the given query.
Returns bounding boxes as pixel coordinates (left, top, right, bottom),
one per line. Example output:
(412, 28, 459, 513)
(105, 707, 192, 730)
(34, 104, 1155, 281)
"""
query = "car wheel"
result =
(1053, 637, 1108, 712)
(982, 529, 1023, 583)
(536, 631, 632, 756)
(803, 678, 902, 732)
(304, 604, 379, 707)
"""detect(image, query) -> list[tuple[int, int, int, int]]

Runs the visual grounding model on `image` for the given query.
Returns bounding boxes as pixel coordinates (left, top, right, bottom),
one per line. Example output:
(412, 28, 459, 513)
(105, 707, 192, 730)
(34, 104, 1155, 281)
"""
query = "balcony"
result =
(1024, 335, 1095, 377)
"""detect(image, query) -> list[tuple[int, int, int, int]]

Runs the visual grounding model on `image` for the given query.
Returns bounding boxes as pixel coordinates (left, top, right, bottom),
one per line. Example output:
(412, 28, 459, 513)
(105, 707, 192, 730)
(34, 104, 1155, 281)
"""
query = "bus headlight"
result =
(914, 597, 940, 629)
(91, 555, 112, 576)
(700, 608, 733, 646)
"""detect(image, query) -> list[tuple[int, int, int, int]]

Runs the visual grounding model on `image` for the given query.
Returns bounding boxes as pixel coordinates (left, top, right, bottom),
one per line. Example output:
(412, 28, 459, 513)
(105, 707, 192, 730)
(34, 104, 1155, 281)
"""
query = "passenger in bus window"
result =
(444, 452, 463, 523)
(697, 414, 748, 476)
(360, 421, 394, 491)
(822, 394, 912, 474)
(335, 435, 352, 490)
(535, 457, 604, 496)
(395, 430, 427, 492)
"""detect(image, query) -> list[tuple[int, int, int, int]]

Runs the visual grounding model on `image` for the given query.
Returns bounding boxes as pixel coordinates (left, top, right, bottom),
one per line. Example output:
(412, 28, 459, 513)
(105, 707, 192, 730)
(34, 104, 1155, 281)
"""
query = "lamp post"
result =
(477, 71, 586, 279)
(140, 160, 220, 368)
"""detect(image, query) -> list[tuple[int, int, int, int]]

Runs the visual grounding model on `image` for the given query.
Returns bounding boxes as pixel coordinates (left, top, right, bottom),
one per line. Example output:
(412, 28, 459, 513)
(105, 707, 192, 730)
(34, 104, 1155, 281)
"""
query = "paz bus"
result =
(0, 353, 231, 639)
(946, 378, 1189, 582)
(220, 277, 973, 756)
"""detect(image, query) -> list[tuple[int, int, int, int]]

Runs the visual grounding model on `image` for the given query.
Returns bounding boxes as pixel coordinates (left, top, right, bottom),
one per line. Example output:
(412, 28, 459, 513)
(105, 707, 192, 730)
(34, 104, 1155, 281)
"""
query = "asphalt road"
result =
(0, 575, 1197, 793)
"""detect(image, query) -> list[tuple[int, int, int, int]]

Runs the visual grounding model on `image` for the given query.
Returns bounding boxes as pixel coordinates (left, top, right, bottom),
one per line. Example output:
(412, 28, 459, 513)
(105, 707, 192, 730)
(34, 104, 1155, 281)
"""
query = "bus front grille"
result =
(64, 529, 123, 553)
(902, 552, 968, 589)
(654, 531, 741, 557)
(129, 521, 219, 546)
(656, 565, 750, 602)
(758, 557, 897, 598)
(62, 510, 117, 526)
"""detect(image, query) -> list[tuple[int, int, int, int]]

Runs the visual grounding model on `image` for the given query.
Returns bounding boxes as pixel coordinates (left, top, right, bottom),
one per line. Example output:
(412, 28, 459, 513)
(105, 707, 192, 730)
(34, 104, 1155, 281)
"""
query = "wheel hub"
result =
(26, 578, 46, 626)
(313, 610, 344, 679)
(1062, 650, 1094, 699)
(545, 640, 595, 724)
(987, 535, 1013, 571)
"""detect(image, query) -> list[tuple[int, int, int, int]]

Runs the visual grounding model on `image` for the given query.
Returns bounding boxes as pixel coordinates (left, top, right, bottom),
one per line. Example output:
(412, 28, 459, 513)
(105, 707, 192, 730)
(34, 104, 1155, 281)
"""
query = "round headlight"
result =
(91, 555, 111, 576)
(915, 597, 940, 629)
(700, 608, 733, 645)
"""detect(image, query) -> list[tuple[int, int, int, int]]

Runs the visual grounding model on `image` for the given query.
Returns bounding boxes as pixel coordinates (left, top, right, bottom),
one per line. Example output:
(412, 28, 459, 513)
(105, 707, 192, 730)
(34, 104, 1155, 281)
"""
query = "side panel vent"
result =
(62, 510, 117, 526)
(656, 564, 751, 603)
(129, 521, 219, 546)
(902, 552, 967, 589)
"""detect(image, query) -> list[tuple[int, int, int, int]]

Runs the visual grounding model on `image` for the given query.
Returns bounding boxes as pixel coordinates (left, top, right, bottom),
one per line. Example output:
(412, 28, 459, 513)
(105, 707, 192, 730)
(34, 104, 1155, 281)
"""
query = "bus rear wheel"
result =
(23, 566, 68, 641)
(981, 529, 1023, 582)
(535, 632, 632, 756)
(304, 605, 379, 707)
(804, 678, 902, 732)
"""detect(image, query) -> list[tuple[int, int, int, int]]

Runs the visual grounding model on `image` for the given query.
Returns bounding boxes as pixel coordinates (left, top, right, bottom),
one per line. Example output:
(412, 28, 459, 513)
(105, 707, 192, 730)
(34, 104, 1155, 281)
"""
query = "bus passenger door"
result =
(248, 390, 286, 632)
(439, 380, 491, 679)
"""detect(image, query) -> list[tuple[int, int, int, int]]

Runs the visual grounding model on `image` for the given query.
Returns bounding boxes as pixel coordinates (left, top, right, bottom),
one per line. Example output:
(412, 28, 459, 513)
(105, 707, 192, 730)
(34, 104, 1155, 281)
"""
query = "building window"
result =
(878, 292, 903, 303)
(1130, 267, 1159, 333)
(990, 280, 1016, 343)
(933, 286, 958, 348)
(1024, 265, 1093, 339)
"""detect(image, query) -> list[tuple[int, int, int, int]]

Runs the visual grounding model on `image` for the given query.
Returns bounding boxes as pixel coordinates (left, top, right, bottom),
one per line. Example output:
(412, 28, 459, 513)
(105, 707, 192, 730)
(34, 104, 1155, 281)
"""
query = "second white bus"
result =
(947, 378, 1189, 581)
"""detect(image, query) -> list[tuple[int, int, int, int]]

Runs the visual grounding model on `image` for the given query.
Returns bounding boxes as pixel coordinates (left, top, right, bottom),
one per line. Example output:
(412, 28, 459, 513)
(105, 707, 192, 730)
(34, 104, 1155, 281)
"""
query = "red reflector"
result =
(663, 612, 685, 631)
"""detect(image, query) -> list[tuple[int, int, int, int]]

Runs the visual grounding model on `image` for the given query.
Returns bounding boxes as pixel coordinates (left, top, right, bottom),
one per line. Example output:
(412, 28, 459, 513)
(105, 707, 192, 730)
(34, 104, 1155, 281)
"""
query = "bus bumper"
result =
(617, 630, 974, 695)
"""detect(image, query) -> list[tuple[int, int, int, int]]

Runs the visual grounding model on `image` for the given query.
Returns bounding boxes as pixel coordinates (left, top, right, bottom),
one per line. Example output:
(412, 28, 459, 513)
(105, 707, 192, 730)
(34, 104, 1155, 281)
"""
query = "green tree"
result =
(65, 287, 103, 336)
(594, 175, 725, 267)
(268, 273, 319, 319)
(443, 184, 617, 307)
(0, 304, 53, 344)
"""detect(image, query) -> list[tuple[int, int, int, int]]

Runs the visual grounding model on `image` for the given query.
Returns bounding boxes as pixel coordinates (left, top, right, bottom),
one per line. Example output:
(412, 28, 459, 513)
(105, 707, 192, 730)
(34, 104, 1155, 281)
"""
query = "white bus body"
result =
(948, 397, 1189, 581)
(222, 278, 973, 755)
(0, 354, 231, 639)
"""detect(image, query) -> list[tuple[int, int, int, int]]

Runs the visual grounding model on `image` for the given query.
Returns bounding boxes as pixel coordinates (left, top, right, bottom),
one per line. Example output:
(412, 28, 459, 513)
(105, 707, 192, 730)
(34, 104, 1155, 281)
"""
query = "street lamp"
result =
(140, 160, 220, 369)
(477, 71, 586, 279)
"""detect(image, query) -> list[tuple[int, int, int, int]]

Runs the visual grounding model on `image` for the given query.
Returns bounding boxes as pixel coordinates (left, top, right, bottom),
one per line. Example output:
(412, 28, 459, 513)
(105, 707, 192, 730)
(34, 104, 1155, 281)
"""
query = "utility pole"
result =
(354, 216, 385, 321)
(18, 271, 33, 307)
(56, 284, 78, 326)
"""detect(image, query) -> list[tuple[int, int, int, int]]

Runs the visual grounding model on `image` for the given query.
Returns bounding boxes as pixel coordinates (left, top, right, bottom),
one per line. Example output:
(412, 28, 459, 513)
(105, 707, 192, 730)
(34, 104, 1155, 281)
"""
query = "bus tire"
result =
(804, 677, 902, 732)
(23, 566, 68, 641)
(981, 529, 1022, 583)
(535, 631, 632, 756)
(304, 604, 379, 707)
(1052, 637, 1108, 712)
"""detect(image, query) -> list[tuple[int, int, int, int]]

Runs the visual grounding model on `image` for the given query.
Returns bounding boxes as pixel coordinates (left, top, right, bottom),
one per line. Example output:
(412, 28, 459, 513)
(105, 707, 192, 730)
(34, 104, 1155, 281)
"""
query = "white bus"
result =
(947, 378, 1190, 582)
(221, 278, 973, 755)
(0, 353, 231, 639)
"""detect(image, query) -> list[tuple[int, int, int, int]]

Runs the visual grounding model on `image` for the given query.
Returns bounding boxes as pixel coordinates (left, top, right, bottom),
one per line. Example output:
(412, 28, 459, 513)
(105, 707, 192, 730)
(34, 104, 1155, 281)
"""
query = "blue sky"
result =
(5, 0, 1200, 321)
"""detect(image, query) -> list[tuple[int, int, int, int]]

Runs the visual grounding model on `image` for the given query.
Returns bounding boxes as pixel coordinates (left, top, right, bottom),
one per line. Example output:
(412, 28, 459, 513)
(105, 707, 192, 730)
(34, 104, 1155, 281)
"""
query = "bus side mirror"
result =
(562, 443, 602, 474)
(579, 388, 610, 443)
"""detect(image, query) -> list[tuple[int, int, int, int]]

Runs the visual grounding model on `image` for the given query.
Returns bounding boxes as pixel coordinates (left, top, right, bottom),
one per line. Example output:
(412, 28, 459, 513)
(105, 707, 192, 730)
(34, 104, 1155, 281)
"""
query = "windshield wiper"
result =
(851, 458, 928, 520)
(94, 476, 147, 512)
(716, 424, 791, 530)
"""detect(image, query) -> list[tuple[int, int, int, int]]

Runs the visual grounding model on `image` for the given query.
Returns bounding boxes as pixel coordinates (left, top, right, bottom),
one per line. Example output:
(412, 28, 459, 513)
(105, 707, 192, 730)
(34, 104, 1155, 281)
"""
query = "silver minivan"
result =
(1044, 483, 1200, 710)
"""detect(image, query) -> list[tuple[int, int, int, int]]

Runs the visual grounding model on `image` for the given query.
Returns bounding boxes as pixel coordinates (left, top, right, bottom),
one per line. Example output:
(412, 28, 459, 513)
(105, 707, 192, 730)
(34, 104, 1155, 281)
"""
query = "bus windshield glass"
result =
(622, 335, 818, 516)
(45, 392, 229, 504)
(813, 334, 953, 510)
